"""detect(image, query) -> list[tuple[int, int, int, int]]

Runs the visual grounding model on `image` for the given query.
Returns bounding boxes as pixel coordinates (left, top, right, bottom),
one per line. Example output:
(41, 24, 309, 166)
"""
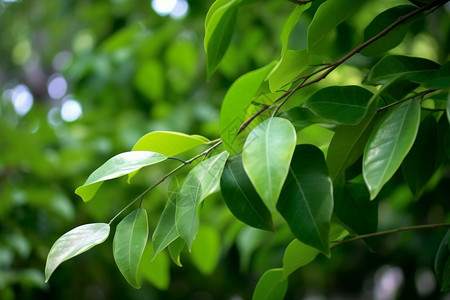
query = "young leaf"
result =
(435, 230, 450, 292)
(113, 208, 148, 289)
(360, 5, 418, 57)
(204, 0, 238, 77)
(190, 225, 221, 275)
(304, 86, 373, 125)
(176, 151, 229, 249)
(277, 145, 333, 255)
(168, 238, 185, 267)
(242, 117, 296, 211)
(75, 151, 166, 202)
(283, 239, 319, 277)
(220, 155, 274, 231)
(152, 195, 179, 258)
(364, 55, 440, 85)
(219, 62, 277, 154)
(252, 268, 288, 300)
(307, 0, 368, 51)
(269, 49, 309, 92)
(45, 223, 110, 282)
(402, 114, 439, 196)
(363, 99, 421, 199)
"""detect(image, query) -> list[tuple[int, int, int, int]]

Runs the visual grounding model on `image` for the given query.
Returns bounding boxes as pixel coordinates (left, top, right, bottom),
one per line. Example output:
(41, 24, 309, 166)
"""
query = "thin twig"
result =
(376, 89, 437, 112)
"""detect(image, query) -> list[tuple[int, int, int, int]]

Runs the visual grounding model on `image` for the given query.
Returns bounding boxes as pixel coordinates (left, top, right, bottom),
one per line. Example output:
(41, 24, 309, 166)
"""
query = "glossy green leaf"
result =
(45, 223, 110, 282)
(176, 151, 229, 249)
(363, 99, 421, 199)
(360, 5, 418, 57)
(168, 238, 185, 267)
(364, 55, 440, 85)
(204, 0, 238, 77)
(243, 117, 296, 211)
(219, 62, 277, 154)
(435, 230, 450, 292)
(191, 225, 221, 275)
(132, 131, 209, 155)
(113, 208, 148, 289)
(220, 155, 273, 231)
(280, 4, 310, 55)
(75, 151, 166, 202)
(269, 50, 309, 92)
(283, 239, 319, 277)
(334, 176, 378, 236)
(425, 62, 450, 89)
(304, 86, 373, 125)
(307, 0, 367, 51)
(402, 114, 439, 196)
(280, 107, 329, 131)
(252, 268, 288, 300)
(277, 145, 333, 255)
(152, 195, 179, 258)
(139, 244, 170, 290)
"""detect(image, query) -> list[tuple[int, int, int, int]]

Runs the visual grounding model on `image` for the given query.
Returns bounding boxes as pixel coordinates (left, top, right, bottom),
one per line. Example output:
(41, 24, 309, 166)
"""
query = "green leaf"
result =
(280, 107, 329, 131)
(360, 5, 418, 57)
(363, 99, 421, 199)
(176, 151, 229, 249)
(139, 243, 170, 290)
(435, 230, 450, 292)
(304, 86, 373, 125)
(113, 208, 148, 289)
(280, 4, 310, 55)
(236, 227, 271, 271)
(243, 117, 296, 211)
(219, 62, 277, 154)
(168, 238, 185, 267)
(269, 50, 309, 92)
(132, 131, 209, 155)
(204, 0, 238, 77)
(425, 62, 450, 89)
(191, 225, 221, 275)
(283, 239, 319, 277)
(277, 145, 333, 255)
(152, 195, 179, 258)
(364, 55, 440, 85)
(252, 268, 288, 300)
(402, 114, 439, 196)
(307, 0, 367, 51)
(75, 151, 166, 202)
(220, 155, 274, 231)
(45, 223, 110, 282)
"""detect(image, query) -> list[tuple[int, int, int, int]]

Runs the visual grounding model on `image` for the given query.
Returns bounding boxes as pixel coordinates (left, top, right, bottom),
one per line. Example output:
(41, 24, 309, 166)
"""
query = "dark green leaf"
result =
(220, 155, 274, 231)
(75, 151, 167, 202)
(425, 62, 450, 89)
(304, 86, 373, 125)
(280, 107, 329, 131)
(45, 223, 110, 282)
(363, 99, 421, 199)
(243, 117, 296, 211)
(252, 268, 288, 300)
(277, 145, 333, 255)
(113, 208, 148, 289)
(435, 230, 450, 291)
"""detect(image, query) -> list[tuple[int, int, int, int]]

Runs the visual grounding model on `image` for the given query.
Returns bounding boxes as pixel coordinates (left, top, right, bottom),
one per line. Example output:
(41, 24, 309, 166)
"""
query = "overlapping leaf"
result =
(435, 230, 450, 292)
(113, 208, 148, 289)
(252, 268, 288, 300)
(242, 117, 296, 211)
(75, 151, 166, 202)
(269, 50, 309, 92)
(190, 225, 221, 275)
(283, 239, 319, 277)
(45, 223, 110, 282)
(152, 195, 179, 258)
(132, 131, 209, 155)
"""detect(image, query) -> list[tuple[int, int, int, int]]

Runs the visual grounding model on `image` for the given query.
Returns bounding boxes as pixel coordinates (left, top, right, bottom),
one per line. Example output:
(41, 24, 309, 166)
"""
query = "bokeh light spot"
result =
(47, 74, 67, 99)
(61, 98, 82, 122)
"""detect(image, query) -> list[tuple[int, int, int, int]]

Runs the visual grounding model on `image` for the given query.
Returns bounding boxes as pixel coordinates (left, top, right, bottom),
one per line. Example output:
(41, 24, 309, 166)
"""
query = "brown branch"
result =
(376, 89, 437, 112)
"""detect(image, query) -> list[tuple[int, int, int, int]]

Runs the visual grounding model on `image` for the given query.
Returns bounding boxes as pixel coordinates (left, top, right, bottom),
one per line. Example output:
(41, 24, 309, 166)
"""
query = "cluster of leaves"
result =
(46, 0, 450, 298)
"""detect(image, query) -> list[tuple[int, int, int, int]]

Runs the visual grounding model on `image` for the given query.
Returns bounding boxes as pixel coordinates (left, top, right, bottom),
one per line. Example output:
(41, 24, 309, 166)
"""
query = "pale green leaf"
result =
(168, 238, 185, 267)
(75, 151, 166, 202)
(152, 195, 179, 258)
(176, 151, 229, 249)
(113, 208, 148, 289)
(283, 239, 319, 277)
(132, 131, 209, 155)
(269, 50, 309, 92)
(242, 117, 296, 211)
(252, 268, 288, 300)
(280, 4, 311, 55)
(45, 223, 110, 282)
(363, 99, 421, 199)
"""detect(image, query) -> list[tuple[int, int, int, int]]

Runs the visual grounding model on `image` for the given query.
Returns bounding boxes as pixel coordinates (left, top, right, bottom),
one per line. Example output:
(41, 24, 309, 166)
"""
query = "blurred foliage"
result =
(0, 0, 449, 299)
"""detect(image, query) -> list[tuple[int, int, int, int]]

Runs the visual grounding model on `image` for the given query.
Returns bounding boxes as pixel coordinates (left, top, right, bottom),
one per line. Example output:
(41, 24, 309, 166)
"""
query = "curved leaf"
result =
(168, 238, 185, 267)
(277, 145, 333, 255)
(364, 55, 440, 85)
(307, 0, 368, 51)
(304, 86, 373, 125)
(219, 62, 277, 154)
(113, 208, 148, 289)
(435, 230, 450, 292)
(75, 151, 166, 202)
(45, 223, 110, 282)
(363, 99, 421, 199)
(280, 106, 329, 131)
(283, 239, 319, 277)
(269, 49, 309, 92)
(132, 131, 209, 155)
(360, 5, 418, 57)
(176, 151, 229, 249)
(220, 155, 273, 231)
(280, 4, 310, 55)
(243, 117, 296, 211)
(152, 195, 179, 258)
(252, 268, 288, 300)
